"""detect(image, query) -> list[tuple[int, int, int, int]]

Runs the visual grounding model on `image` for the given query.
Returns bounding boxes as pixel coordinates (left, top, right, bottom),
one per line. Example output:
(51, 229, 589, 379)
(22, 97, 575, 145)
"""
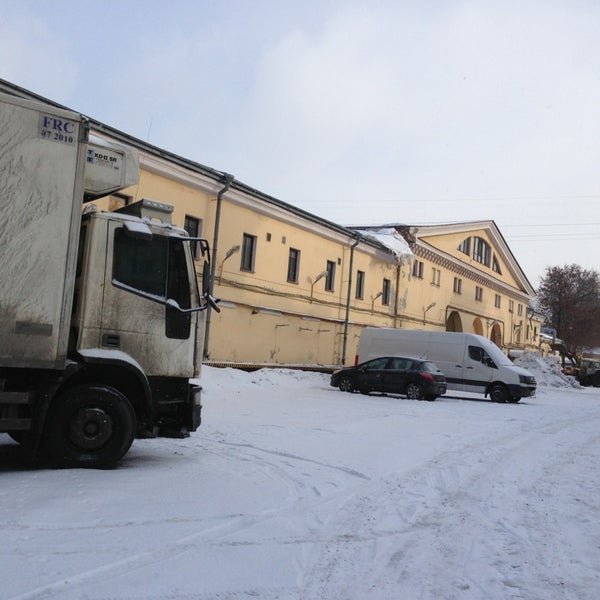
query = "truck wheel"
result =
(45, 384, 135, 468)
(489, 384, 510, 403)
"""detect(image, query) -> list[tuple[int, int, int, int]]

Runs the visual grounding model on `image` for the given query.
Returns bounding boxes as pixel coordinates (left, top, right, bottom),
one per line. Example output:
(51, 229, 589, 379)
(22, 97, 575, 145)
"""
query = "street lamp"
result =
(371, 291, 383, 313)
(310, 270, 328, 302)
(218, 244, 240, 279)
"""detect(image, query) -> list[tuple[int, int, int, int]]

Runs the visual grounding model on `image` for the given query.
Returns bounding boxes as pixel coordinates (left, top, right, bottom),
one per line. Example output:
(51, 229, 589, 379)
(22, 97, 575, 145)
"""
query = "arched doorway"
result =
(446, 310, 463, 332)
(473, 317, 483, 336)
(490, 322, 502, 347)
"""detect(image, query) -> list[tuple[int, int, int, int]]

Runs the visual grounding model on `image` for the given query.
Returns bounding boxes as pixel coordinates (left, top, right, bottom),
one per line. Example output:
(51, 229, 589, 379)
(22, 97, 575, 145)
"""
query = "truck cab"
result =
(0, 91, 217, 467)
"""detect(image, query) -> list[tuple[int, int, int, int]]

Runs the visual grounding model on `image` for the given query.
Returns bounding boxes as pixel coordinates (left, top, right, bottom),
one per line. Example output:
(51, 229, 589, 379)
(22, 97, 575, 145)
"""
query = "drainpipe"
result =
(203, 173, 234, 358)
(341, 233, 360, 365)
(394, 263, 401, 328)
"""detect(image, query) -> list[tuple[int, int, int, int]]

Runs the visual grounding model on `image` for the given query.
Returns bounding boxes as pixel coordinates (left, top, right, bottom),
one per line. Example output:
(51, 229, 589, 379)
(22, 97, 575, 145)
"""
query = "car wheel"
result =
(45, 384, 136, 468)
(489, 383, 510, 403)
(338, 376, 355, 393)
(406, 383, 424, 400)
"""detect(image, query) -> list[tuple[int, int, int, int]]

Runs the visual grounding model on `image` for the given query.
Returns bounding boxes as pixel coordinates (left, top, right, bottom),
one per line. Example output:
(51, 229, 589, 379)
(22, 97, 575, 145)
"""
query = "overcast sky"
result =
(2, 0, 599, 287)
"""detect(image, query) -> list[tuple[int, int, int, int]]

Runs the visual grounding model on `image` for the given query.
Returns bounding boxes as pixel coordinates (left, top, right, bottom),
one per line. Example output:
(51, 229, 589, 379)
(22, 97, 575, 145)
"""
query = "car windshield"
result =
(420, 361, 441, 373)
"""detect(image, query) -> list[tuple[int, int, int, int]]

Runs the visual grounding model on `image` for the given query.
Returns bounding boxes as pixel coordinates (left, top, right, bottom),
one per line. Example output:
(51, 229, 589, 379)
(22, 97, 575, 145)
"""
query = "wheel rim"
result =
(406, 384, 422, 399)
(339, 378, 351, 392)
(69, 407, 113, 450)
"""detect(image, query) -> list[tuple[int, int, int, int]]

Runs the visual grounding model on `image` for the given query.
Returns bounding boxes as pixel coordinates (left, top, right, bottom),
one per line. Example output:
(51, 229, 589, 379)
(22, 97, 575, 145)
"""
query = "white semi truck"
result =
(0, 92, 218, 467)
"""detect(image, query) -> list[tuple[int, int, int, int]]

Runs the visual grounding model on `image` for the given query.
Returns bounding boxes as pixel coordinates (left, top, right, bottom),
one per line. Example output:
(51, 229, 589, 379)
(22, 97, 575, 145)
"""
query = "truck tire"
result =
(45, 384, 136, 468)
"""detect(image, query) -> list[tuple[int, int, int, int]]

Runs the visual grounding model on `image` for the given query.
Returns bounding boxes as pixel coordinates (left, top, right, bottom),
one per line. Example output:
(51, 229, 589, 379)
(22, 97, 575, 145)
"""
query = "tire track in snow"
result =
(5, 432, 370, 600)
(299, 410, 600, 600)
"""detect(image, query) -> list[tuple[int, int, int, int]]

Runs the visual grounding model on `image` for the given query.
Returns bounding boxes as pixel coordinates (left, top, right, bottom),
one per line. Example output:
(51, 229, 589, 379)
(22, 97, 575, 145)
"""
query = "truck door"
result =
(96, 221, 198, 378)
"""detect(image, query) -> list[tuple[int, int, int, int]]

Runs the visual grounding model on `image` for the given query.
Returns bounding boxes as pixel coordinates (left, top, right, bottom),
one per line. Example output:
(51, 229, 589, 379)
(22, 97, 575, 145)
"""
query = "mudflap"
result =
(190, 384, 202, 431)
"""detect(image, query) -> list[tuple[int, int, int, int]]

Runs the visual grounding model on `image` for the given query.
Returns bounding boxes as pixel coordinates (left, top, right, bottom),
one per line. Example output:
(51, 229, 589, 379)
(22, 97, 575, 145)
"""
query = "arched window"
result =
(457, 237, 471, 255)
(492, 255, 502, 274)
(473, 236, 491, 267)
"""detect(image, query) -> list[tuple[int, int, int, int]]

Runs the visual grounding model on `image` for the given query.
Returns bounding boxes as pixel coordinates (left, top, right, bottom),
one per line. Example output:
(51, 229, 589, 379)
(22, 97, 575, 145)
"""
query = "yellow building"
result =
(98, 129, 542, 368)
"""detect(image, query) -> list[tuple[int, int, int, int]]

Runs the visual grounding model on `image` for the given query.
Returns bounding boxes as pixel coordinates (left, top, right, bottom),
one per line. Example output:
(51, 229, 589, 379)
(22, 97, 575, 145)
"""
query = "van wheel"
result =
(406, 383, 424, 400)
(45, 384, 136, 469)
(338, 377, 355, 393)
(489, 384, 510, 403)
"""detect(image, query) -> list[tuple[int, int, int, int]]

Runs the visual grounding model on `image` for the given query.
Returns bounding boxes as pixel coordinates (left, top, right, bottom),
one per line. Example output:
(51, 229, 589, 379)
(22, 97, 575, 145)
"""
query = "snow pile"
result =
(199, 365, 328, 392)
(513, 352, 581, 388)
(355, 227, 414, 264)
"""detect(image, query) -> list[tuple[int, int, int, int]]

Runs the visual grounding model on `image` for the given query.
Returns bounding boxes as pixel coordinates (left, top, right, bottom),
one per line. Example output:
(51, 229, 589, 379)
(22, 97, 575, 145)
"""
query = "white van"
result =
(356, 328, 536, 403)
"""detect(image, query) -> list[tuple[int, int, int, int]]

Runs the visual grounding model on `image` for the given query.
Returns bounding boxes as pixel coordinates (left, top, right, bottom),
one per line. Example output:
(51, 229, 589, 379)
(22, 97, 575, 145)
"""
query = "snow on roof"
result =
(355, 227, 414, 263)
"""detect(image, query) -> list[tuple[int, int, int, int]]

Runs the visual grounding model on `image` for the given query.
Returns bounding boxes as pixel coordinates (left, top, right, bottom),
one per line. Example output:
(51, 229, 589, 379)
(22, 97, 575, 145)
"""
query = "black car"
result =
(330, 356, 447, 401)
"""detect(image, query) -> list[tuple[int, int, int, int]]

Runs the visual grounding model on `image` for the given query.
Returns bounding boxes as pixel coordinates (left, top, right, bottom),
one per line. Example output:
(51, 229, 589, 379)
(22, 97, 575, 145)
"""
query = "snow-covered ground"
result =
(2, 357, 600, 600)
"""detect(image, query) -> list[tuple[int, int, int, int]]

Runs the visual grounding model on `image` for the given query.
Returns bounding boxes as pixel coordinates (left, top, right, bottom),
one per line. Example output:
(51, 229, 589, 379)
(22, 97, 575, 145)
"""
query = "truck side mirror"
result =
(202, 261, 221, 313)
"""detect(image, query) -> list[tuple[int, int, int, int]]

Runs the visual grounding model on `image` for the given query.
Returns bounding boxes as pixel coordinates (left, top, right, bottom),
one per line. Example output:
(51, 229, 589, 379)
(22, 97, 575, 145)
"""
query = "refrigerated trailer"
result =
(0, 91, 218, 467)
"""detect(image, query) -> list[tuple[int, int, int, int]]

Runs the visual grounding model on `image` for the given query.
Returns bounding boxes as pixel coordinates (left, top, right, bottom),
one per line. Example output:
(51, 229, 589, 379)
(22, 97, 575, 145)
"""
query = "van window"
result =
(469, 346, 497, 369)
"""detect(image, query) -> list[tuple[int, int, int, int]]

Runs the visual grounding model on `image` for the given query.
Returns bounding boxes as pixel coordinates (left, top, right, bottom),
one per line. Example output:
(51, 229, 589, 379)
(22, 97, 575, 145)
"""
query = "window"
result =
(382, 278, 391, 305)
(431, 268, 441, 287)
(453, 277, 462, 294)
(389, 357, 411, 370)
(365, 357, 389, 370)
(517, 304, 523, 316)
(241, 233, 256, 271)
(325, 260, 335, 292)
(355, 270, 365, 299)
(184, 215, 202, 259)
(492, 255, 502, 274)
(473, 236, 491, 267)
(412, 260, 424, 279)
(458, 237, 471, 255)
(113, 228, 191, 339)
(468, 346, 497, 368)
(495, 294, 501, 308)
(509, 299, 514, 313)
(114, 229, 167, 298)
(475, 286, 483, 302)
(287, 248, 300, 283)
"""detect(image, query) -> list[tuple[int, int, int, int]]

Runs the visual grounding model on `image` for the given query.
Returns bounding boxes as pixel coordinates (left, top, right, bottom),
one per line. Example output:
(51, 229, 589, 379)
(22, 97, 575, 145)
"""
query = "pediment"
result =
(406, 221, 534, 295)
